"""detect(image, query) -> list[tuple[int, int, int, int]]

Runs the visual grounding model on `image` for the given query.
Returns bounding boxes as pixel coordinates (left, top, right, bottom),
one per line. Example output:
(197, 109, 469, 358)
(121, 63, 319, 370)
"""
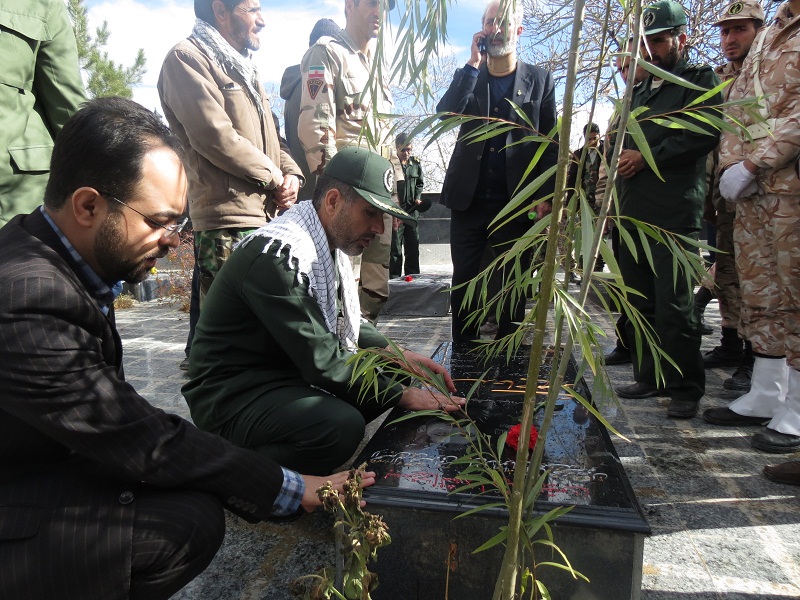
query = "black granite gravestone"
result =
(355, 343, 650, 600)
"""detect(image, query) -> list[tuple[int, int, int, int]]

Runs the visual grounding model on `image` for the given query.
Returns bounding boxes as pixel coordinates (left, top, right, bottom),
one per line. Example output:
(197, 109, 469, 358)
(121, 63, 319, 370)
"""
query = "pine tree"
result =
(68, 0, 146, 98)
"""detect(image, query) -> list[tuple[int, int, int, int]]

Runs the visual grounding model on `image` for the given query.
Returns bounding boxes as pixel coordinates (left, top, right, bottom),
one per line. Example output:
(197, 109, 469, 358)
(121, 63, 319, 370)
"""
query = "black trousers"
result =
(449, 199, 532, 344)
(619, 230, 705, 403)
(0, 464, 225, 600)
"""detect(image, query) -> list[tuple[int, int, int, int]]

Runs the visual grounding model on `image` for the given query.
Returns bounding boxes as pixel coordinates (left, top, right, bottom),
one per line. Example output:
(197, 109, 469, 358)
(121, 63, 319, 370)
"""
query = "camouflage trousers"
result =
(195, 228, 257, 307)
(358, 212, 392, 322)
(734, 193, 800, 369)
(713, 207, 742, 330)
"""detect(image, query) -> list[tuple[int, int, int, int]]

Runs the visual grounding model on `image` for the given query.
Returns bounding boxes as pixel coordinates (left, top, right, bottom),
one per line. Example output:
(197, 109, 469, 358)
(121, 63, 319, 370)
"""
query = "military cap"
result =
(643, 1, 688, 35)
(324, 148, 416, 224)
(713, 0, 765, 26)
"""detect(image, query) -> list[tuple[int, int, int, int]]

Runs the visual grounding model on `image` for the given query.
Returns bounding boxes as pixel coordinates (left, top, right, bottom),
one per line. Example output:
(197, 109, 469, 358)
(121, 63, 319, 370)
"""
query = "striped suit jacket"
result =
(0, 209, 285, 598)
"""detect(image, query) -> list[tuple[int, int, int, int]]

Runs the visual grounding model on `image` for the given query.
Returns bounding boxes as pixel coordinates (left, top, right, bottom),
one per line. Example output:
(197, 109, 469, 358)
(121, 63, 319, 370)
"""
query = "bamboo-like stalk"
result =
(492, 1, 586, 597)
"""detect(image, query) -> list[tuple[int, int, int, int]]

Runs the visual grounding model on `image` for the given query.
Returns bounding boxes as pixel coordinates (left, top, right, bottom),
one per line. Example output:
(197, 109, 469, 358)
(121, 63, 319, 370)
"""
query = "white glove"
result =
(719, 161, 757, 201)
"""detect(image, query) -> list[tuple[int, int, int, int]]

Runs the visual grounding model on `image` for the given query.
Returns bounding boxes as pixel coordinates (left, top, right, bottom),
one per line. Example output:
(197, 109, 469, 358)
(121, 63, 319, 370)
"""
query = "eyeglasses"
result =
(400, 147, 412, 153)
(99, 192, 188, 239)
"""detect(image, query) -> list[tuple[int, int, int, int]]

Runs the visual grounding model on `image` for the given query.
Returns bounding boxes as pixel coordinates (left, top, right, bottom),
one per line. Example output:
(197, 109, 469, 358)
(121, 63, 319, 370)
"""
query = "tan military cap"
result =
(713, 0, 765, 26)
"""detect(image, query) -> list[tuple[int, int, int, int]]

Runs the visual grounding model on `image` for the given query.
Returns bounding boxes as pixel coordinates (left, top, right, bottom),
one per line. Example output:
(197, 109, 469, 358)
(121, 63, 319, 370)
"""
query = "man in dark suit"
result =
(437, 0, 558, 344)
(0, 97, 371, 600)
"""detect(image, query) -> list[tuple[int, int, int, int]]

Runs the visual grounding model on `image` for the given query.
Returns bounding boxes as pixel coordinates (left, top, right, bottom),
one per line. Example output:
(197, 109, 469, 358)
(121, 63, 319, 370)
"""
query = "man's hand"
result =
(398, 386, 465, 412)
(300, 469, 377, 513)
(396, 348, 458, 393)
(719, 161, 757, 201)
(274, 174, 300, 209)
(528, 199, 552, 221)
(617, 149, 645, 179)
(468, 31, 487, 69)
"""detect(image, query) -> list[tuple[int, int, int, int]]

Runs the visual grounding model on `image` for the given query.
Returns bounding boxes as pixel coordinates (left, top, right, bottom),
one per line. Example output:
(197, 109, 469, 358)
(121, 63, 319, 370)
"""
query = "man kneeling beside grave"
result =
(0, 98, 377, 600)
(183, 148, 465, 475)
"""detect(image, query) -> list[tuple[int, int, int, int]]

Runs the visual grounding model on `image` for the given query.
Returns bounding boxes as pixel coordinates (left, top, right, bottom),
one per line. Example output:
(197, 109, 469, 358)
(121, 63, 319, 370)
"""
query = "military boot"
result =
(703, 326, 744, 368)
(724, 340, 754, 392)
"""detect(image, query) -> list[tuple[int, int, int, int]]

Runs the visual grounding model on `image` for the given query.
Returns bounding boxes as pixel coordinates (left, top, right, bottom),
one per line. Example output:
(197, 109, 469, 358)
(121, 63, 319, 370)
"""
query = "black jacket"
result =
(437, 61, 558, 211)
(0, 209, 285, 598)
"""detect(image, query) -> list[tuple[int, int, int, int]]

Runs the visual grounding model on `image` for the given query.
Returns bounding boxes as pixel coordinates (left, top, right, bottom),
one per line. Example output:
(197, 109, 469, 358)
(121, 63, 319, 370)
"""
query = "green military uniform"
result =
(619, 56, 722, 404)
(298, 30, 395, 321)
(0, 0, 85, 225)
(390, 155, 424, 277)
(183, 230, 406, 476)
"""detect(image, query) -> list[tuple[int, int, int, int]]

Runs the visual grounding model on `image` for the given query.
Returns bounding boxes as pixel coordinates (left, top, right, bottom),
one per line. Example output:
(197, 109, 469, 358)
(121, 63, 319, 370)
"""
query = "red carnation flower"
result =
(506, 423, 539, 452)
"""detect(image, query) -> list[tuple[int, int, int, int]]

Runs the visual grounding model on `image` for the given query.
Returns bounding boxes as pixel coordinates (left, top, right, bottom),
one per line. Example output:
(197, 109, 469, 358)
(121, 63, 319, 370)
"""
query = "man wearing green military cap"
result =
(614, 0, 723, 419)
(184, 148, 464, 475)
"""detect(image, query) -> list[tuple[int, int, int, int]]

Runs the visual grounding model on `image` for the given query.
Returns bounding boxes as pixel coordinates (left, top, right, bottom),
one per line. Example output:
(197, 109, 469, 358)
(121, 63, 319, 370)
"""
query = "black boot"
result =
(703, 326, 744, 368)
(723, 339, 754, 391)
(694, 286, 714, 336)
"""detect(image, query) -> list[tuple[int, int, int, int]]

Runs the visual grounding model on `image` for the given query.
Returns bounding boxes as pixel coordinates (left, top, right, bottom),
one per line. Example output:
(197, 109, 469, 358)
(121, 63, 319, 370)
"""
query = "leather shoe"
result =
(667, 399, 698, 419)
(616, 382, 661, 399)
(751, 429, 800, 454)
(763, 460, 800, 486)
(604, 347, 632, 366)
(702, 407, 770, 426)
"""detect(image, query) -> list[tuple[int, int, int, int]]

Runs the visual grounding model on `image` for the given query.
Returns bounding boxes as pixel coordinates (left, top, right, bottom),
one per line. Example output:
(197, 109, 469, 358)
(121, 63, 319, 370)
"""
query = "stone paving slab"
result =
(114, 291, 800, 599)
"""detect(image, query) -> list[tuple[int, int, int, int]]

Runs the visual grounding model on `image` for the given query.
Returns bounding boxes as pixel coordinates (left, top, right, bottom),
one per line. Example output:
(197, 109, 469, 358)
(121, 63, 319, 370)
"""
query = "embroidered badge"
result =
(729, 2, 744, 14)
(307, 66, 325, 100)
(383, 168, 394, 193)
(644, 11, 655, 27)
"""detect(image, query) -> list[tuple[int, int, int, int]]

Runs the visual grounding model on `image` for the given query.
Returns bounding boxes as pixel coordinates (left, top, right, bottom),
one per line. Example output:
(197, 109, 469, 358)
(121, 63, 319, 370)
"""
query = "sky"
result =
(83, 0, 608, 148)
(83, 0, 487, 112)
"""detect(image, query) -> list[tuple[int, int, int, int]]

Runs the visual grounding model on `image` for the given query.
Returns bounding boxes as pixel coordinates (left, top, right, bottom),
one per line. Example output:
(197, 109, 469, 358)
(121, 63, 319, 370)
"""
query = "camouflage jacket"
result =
(708, 61, 742, 212)
(297, 31, 393, 175)
(720, 2, 800, 196)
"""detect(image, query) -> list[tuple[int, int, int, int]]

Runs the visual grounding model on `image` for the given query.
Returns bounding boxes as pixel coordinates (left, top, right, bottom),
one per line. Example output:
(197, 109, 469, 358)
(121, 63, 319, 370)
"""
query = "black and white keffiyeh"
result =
(192, 18, 264, 117)
(238, 201, 361, 350)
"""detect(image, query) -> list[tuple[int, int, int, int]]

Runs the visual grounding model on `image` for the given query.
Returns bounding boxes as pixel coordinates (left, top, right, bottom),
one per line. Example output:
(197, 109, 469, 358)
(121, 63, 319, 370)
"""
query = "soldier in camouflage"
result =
(297, 0, 397, 322)
(703, 0, 800, 454)
(700, 0, 765, 388)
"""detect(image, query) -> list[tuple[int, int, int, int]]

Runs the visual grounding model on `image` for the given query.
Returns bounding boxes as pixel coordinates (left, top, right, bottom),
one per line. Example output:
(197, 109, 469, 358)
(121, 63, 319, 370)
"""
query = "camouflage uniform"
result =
(710, 61, 743, 330)
(719, 2, 800, 372)
(195, 228, 256, 304)
(298, 31, 395, 321)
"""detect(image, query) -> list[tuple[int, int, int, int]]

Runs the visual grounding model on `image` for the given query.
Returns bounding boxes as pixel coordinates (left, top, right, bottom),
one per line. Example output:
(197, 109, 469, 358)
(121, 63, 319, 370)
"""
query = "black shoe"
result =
(179, 357, 190, 371)
(604, 347, 632, 365)
(667, 399, 698, 418)
(616, 382, 661, 399)
(763, 461, 800, 485)
(752, 429, 800, 454)
(700, 319, 714, 336)
(702, 407, 770, 426)
(569, 272, 582, 285)
(703, 345, 742, 368)
(723, 365, 752, 392)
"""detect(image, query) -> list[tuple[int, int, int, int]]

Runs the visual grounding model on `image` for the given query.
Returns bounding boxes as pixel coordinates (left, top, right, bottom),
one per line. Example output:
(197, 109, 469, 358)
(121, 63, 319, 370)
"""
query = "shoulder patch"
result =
(307, 65, 325, 100)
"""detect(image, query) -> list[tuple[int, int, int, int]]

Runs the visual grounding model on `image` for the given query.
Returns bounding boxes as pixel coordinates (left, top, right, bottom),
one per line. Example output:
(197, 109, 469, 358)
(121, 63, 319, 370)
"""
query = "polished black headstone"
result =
(355, 342, 650, 600)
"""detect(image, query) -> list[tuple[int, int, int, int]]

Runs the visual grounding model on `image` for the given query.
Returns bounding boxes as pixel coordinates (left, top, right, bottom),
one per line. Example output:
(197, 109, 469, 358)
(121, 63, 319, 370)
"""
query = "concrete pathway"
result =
(115, 272, 800, 599)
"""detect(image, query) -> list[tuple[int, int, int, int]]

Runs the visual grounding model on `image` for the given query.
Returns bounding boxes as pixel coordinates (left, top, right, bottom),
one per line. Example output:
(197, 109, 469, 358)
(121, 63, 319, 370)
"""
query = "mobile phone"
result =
(478, 36, 487, 55)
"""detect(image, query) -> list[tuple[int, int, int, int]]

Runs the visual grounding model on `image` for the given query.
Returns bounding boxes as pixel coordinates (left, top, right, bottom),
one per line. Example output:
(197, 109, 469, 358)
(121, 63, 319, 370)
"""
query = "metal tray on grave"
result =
(354, 342, 650, 600)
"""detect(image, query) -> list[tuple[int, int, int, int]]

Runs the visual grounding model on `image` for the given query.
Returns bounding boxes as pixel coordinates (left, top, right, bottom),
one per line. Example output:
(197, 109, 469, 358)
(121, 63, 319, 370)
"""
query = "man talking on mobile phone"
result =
(436, 0, 558, 346)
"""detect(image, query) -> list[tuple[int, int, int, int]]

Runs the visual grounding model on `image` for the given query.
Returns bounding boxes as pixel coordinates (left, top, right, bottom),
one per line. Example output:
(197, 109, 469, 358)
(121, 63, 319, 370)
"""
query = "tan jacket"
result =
(720, 3, 800, 197)
(158, 37, 301, 232)
(297, 31, 393, 175)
